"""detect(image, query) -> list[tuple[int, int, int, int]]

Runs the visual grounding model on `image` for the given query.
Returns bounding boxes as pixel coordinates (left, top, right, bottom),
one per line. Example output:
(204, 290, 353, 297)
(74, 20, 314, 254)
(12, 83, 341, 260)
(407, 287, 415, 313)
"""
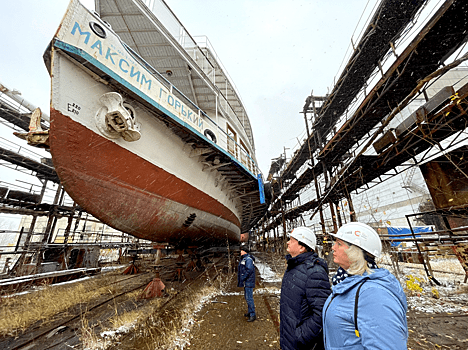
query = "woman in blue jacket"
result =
(322, 222, 408, 349)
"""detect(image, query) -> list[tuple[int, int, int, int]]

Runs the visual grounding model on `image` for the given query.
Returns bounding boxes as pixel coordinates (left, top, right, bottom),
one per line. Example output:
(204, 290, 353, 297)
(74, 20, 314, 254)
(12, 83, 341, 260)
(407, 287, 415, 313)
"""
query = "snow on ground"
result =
(166, 254, 467, 349)
(407, 293, 468, 314)
(254, 256, 283, 283)
(255, 253, 468, 315)
(382, 257, 468, 314)
(168, 256, 284, 350)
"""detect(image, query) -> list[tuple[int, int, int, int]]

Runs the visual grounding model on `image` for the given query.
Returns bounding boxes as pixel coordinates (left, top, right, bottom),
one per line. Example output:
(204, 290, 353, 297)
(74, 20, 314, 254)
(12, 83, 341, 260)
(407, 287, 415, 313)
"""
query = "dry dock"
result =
(0, 251, 467, 349)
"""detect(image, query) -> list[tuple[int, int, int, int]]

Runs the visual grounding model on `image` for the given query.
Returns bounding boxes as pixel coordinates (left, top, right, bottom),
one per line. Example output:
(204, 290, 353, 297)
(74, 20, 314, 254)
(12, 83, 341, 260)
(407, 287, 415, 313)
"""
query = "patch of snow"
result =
(254, 257, 283, 283)
(217, 291, 242, 296)
(101, 265, 126, 272)
(167, 291, 218, 350)
(101, 324, 135, 339)
(386, 258, 468, 315)
(407, 292, 468, 314)
(218, 288, 280, 297)
(254, 287, 281, 295)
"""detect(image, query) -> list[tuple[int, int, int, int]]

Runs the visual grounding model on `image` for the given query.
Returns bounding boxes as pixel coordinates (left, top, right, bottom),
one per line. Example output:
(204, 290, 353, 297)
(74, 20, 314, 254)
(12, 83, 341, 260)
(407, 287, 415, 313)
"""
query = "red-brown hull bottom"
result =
(49, 109, 241, 245)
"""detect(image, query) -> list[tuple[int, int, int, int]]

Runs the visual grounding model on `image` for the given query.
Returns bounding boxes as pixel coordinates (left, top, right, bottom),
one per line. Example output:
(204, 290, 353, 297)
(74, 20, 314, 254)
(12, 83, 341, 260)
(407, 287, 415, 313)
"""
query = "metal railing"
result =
(140, 0, 253, 148)
(123, 38, 260, 176)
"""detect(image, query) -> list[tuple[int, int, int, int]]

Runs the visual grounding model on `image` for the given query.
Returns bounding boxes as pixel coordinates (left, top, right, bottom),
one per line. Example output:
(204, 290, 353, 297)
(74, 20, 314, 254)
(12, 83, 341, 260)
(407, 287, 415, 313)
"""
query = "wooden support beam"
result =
(202, 162, 230, 172)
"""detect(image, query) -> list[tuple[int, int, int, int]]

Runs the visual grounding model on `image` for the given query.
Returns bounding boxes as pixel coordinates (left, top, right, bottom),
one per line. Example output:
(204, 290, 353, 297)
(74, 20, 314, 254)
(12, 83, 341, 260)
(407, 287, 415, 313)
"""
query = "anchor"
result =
(13, 108, 50, 148)
(95, 92, 141, 142)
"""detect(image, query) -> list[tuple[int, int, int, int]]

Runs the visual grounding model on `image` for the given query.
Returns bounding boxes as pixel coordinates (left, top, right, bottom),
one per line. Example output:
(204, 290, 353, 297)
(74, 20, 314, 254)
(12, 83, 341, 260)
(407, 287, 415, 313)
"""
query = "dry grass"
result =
(0, 258, 238, 350)
(144, 284, 219, 350)
(81, 315, 111, 350)
(430, 258, 466, 274)
(107, 292, 165, 330)
(95, 285, 218, 349)
(97, 270, 233, 349)
(0, 269, 124, 336)
(154, 271, 236, 349)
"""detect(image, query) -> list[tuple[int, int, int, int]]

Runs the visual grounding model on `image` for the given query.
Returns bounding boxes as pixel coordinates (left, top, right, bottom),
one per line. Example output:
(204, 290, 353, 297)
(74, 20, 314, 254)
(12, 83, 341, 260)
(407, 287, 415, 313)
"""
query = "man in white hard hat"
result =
(280, 227, 331, 350)
(322, 222, 408, 349)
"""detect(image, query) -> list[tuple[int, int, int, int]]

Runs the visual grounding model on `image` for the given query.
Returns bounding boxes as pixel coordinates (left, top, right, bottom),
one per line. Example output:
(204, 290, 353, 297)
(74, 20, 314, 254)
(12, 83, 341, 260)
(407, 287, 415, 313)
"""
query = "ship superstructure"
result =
(43, 0, 268, 246)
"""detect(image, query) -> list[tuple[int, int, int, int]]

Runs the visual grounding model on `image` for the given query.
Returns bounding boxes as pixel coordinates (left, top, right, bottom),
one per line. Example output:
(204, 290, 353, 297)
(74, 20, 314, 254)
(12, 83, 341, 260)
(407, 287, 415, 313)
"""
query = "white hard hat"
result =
(329, 222, 382, 258)
(289, 227, 316, 250)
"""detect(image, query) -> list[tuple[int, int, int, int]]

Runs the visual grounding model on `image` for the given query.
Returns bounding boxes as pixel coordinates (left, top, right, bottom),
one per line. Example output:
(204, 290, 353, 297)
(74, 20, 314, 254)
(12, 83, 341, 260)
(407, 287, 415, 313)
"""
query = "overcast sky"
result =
(0, 0, 379, 175)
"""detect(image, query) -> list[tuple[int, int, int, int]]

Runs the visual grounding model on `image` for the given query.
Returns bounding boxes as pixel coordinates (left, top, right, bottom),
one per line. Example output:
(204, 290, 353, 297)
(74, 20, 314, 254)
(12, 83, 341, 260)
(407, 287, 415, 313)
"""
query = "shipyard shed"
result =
(0, 0, 468, 349)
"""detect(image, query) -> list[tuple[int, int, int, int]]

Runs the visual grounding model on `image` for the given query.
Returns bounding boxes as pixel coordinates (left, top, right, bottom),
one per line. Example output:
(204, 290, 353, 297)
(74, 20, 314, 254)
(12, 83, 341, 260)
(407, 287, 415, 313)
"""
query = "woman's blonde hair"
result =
(345, 244, 374, 276)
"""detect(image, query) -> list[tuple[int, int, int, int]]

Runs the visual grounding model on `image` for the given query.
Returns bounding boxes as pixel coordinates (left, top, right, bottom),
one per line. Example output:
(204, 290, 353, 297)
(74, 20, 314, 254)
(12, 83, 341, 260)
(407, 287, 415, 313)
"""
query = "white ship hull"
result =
(46, 0, 267, 246)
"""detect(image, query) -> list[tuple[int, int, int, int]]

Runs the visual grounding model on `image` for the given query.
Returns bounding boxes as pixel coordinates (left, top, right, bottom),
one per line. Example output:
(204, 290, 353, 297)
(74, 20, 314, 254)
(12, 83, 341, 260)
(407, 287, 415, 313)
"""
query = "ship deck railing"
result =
(141, 0, 253, 147)
(124, 42, 259, 177)
(141, 0, 243, 104)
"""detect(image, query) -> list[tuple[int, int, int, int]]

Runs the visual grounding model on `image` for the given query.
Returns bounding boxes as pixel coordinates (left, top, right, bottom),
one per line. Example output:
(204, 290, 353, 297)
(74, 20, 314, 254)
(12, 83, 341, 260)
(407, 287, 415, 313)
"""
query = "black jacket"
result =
(237, 253, 255, 288)
(280, 251, 331, 350)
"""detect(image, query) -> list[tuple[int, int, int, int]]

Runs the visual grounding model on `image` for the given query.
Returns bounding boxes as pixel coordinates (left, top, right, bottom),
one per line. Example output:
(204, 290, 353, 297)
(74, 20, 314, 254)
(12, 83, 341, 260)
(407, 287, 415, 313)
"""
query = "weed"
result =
(0, 269, 124, 336)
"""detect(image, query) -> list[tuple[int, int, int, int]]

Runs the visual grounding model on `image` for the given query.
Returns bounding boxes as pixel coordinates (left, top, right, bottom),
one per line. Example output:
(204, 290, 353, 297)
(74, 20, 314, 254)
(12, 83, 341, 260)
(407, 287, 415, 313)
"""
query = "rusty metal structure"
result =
(256, 0, 468, 275)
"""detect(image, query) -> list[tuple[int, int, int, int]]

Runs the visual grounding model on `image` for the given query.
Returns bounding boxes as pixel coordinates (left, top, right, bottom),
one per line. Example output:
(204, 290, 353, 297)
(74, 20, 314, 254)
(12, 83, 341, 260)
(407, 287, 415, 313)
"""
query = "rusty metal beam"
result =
(318, 0, 468, 167)
(309, 82, 468, 218)
(0, 146, 59, 183)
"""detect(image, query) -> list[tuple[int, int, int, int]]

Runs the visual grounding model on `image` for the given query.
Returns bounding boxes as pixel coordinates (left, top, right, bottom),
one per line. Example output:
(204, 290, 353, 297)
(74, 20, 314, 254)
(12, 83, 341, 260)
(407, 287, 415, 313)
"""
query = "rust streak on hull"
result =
(49, 108, 240, 245)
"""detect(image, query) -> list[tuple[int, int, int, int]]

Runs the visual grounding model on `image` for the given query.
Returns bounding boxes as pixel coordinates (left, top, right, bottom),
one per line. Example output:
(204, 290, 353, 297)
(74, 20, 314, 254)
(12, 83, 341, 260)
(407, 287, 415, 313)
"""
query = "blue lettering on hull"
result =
(71, 22, 152, 92)
(68, 21, 210, 142)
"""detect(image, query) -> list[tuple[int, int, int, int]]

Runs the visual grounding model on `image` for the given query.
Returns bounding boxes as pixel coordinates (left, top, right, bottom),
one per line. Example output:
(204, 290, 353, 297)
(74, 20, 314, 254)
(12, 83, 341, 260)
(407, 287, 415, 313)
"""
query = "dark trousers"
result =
(244, 287, 255, 316)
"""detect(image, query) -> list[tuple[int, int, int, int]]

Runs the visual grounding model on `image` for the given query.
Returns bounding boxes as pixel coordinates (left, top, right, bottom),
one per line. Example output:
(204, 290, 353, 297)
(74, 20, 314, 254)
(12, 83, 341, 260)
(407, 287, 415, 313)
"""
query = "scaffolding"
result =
(256, 0, 468, 267)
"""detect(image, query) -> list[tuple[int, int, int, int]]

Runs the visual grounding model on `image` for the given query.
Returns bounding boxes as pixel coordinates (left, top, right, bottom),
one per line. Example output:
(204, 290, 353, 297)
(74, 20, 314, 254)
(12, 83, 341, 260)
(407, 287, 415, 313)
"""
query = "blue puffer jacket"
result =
(237, 253, 255, 288)
(322, 268, 408, 350)
(280, 252, 331, 350)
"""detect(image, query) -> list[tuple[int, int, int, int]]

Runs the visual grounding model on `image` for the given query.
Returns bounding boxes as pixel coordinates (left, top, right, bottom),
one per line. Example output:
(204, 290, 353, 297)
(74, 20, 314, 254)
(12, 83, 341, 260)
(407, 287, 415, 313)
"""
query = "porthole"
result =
(204, 129, 217, 143)
(89, 22, 107, 38)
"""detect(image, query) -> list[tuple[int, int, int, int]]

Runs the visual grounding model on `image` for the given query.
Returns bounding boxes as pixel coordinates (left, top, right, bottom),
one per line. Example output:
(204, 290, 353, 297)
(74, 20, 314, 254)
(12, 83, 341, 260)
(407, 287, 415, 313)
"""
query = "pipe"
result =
(0, 81, 50, 122)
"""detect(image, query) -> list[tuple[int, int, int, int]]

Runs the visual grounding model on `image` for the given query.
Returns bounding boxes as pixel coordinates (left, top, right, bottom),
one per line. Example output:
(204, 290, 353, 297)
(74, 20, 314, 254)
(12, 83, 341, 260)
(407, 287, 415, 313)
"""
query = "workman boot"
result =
(244, 313, 250, 317)
(247, 315, 256, 322)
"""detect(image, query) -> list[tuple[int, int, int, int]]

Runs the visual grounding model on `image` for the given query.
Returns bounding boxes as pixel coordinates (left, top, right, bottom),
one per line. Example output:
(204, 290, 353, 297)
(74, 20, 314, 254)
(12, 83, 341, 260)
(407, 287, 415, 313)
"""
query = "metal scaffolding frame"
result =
(257, 0, 468, 256)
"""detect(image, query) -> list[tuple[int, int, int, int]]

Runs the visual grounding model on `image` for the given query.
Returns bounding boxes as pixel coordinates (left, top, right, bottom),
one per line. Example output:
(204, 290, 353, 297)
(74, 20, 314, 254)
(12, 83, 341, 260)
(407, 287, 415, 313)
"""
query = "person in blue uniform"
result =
(237, 243, 256, 322)
(322, 222, 408, 349)
(280, 227, 331, 350)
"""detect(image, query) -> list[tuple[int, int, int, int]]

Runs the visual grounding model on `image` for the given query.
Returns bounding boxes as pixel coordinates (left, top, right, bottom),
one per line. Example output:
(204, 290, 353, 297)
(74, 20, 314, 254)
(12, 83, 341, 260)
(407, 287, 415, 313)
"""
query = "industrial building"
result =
(256, 0, 468, 283)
